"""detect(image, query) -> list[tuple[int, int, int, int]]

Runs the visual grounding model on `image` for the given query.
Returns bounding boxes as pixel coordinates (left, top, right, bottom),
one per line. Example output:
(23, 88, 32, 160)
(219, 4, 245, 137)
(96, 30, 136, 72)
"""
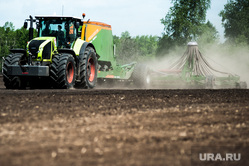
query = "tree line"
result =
(0, 0, 248, 68)
(0, 22, 30, 57)
(114, 31, 158, 64)
(116, 0, 249, 62)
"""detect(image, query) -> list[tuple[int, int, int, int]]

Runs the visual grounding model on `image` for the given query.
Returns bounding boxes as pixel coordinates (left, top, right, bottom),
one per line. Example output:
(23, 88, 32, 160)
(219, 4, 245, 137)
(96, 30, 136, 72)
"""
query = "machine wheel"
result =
(50, 53, 76, 89)
(205, 75, 215, 89)
(239, 81, 247, 89)
(2, 53, 26, 89)
(131, 64, 151, 88)
(75, 46, 98, 89)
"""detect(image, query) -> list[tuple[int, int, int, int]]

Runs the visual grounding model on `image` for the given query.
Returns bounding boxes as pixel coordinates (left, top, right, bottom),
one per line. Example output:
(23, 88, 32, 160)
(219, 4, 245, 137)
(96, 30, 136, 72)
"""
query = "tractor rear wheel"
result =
(131, 64, 151, 89)
(2, 53, 26, 89)
(50, 53, 76, 89)
(75, 46, 98, 89)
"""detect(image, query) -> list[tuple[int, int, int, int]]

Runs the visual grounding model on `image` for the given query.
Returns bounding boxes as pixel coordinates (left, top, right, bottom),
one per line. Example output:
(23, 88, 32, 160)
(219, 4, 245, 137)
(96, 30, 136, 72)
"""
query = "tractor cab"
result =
(35, 16, 82, 48)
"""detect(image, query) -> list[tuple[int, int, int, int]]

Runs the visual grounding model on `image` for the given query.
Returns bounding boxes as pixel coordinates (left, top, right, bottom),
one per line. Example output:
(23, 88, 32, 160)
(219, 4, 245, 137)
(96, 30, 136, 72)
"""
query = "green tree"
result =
(158, 0, 217, 56)
(115, 31, 140, 64)
(15, 27, 30, 49)
(197, 21, 219, 46)
(114, 32, 158, 64)
(135, 35, 158, 57)
(219, 0, 249, 45)
(162, 0, 211, 43)
(0, 22, 16, 71)
(0, 22, 31, 72)
(157, 35, 174, 55)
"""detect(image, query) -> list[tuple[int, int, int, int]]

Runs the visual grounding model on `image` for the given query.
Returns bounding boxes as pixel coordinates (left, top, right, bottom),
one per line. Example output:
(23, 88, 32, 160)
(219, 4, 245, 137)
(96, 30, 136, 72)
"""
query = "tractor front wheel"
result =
(2, 53, 27, 89)
(50, 53, 76, 89)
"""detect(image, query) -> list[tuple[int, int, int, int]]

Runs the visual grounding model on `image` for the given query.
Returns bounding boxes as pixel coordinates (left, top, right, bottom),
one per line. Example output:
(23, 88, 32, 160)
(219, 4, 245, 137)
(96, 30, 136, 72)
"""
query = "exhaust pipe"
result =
(29, 15, 34, 41)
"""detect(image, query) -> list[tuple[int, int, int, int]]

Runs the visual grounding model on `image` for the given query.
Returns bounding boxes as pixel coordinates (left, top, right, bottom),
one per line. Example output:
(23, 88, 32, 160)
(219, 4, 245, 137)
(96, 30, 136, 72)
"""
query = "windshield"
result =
(39, 18, 77, 48)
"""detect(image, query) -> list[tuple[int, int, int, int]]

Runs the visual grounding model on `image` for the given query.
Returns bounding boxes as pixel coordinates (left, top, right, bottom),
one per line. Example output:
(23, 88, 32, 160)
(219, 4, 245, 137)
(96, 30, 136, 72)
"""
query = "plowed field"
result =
(0, 77, 249, 166)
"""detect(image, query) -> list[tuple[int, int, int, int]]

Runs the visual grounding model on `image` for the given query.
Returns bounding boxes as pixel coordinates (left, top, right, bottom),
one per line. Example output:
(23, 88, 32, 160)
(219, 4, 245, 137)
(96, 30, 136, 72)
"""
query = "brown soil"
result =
(0, 77, 249, 166)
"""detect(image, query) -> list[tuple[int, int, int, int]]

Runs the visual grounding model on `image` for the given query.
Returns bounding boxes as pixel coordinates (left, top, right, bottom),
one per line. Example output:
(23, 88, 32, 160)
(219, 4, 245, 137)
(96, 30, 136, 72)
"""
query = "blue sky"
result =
(0, 0, 227, 40)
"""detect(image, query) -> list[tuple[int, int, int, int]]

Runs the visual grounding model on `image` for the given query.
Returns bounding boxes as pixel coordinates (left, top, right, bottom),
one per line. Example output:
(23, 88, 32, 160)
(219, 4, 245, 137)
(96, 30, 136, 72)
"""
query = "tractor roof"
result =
(35, 16, 82, 21)
(34, 15, 111, 28)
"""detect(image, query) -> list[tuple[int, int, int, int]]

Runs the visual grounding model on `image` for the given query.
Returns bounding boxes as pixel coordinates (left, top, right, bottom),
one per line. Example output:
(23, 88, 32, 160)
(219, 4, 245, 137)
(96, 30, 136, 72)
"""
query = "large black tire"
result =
(50, 53, 76, 89)
(131, 64, 151, 89)
(75, 46, 98, 89)
(2, 53, 26, 89)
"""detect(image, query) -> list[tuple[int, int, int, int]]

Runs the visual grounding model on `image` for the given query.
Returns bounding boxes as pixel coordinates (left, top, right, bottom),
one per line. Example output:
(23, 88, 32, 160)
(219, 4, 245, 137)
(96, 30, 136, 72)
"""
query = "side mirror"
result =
(24, 22, 28, 29)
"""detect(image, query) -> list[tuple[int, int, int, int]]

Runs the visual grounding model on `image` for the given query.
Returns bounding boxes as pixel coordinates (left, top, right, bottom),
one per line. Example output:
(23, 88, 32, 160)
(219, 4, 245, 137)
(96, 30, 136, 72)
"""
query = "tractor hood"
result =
(27, 37, 57, 61)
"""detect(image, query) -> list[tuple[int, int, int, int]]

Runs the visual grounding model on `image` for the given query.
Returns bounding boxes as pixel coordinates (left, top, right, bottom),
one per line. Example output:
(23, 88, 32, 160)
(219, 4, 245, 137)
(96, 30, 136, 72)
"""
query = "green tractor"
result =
(2, 14, 150, 89)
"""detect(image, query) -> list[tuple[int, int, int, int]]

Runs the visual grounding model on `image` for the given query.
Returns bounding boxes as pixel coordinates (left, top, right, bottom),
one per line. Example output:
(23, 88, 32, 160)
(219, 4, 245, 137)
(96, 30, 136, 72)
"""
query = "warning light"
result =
(82, 13, 86, 19)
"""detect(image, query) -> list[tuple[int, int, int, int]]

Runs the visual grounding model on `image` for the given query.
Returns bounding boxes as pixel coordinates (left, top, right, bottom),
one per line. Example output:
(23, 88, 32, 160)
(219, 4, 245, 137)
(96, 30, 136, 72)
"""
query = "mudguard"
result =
(73, 39, 95, 57)
(10, 49, 26, 55)
(72, 38, 96, 79)
(73, 38, 96, 64)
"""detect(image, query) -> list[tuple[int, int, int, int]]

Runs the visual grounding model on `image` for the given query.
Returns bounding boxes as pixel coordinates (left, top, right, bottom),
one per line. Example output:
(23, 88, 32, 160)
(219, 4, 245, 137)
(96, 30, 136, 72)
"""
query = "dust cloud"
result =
(144, 43, 249, 89)
(201, 44, 249, 85)
(96, 42, 248, 89)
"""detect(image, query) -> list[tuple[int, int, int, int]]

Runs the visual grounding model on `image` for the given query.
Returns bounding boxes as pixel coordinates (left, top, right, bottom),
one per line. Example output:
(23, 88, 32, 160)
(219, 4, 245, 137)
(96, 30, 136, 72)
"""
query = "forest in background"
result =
(0, 0, 249, 68)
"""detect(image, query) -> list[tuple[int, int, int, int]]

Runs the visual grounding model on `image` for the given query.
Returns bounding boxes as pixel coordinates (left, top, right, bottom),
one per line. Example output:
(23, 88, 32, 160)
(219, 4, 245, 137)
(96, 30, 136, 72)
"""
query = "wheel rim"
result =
(66, 62, 74, 83)
(87, 57, 96, 82)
